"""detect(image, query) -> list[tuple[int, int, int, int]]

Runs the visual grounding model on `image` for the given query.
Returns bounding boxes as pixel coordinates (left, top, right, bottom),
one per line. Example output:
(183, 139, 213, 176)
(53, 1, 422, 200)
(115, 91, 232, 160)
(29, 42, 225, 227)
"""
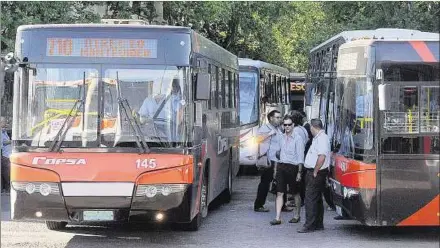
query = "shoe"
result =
(297, 227, 315, 233)
(334, 215, 348, 220)
(254, 207, 270, 212)
(289, 217, 300, 223)
(270, 219, 282, 225)
(281, 206, 294, 212)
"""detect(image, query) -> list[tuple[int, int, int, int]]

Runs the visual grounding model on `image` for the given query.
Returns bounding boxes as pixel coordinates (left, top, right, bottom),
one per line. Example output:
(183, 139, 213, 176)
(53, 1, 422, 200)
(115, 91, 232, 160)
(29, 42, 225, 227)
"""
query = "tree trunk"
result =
(153, 1, 165, 25)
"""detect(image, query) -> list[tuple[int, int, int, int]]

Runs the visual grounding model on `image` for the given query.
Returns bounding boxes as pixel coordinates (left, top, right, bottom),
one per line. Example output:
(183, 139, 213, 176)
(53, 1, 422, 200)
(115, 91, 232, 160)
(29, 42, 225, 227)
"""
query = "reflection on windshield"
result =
(17, 66, 98, 147)
(239, 71, 259, 125)
(103, 66, 187, 147)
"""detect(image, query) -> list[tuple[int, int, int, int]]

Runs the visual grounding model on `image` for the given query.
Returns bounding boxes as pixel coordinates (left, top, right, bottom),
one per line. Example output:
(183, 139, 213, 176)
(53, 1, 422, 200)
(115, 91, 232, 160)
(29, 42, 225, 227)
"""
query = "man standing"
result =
(1, 117, 11, 194)
(269, 116, 304, 225)
(253, 110, 282, 212)
(298, 119, 330, 233)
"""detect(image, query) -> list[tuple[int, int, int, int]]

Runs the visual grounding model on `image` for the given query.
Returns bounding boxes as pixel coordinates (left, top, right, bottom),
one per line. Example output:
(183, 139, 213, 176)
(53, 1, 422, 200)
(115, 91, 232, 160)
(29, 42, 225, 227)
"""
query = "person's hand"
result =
(313, 170, 318, 178)
(296, 171, 302, 182)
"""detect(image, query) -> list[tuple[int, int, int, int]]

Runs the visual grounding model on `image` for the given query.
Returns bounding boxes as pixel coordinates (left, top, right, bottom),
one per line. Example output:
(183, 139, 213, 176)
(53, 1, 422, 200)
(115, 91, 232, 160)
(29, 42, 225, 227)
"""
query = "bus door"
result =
(378, 83, 440, 226)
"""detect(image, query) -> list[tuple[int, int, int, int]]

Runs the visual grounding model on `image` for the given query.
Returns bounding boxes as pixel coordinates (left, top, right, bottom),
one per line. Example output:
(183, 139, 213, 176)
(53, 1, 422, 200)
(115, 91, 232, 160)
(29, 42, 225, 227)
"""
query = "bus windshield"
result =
(14, 64, 188, 148)
(239, 71, 259, 125)
(102, 66, 187, 147)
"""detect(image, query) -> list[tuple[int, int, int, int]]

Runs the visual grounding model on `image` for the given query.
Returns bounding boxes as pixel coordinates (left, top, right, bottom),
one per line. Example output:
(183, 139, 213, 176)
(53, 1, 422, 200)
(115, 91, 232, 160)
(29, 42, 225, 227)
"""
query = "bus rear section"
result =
(9, 23, 238, 231)
(329, 37, 439, 226)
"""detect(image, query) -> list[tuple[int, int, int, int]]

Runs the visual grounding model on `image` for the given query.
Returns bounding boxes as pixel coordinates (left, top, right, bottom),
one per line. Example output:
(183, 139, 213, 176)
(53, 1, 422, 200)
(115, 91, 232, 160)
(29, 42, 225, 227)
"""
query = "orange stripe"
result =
(409, 41, 437, 62)
(397, 195, 440, 226)
(136, 164, 193, 184)
(11, 163, 60, 182)
(333, 154, 377, 189)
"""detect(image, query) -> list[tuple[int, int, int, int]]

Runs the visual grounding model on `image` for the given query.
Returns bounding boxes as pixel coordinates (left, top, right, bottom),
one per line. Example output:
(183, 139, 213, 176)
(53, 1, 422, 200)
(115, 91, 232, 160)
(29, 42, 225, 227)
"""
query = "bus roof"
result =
(310, 28, 439, 53)
(339, 39, 439, 63)
(17, 24, 191, 33)
(238, 58, 289, 75)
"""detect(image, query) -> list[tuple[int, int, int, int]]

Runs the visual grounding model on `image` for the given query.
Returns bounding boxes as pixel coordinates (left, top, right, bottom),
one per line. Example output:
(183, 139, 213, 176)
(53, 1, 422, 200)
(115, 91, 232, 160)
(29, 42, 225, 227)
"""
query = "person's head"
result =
(290, 110, 304, 126)
(310, 118, 323, 137)
(267, 110, 282, 126)
(171, 78, 181, 95)
(0, 117, 6, 129)
(282, 115, 294, 134)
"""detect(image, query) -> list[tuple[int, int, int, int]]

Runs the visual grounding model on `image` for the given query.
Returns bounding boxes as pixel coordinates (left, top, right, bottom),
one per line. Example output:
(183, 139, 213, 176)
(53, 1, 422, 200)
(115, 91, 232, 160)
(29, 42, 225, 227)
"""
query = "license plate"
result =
(83, 211, 114, 221)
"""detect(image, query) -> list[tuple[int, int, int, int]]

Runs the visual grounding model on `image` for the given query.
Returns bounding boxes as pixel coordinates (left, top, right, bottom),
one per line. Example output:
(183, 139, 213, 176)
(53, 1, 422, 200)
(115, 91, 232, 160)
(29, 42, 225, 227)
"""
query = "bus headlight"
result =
(39, 183, 52, 196)
(12, 182, 60, 196)
(136, 184, 187, 197)
(25, 183, 36, 194)
(144, 186, 158, 198)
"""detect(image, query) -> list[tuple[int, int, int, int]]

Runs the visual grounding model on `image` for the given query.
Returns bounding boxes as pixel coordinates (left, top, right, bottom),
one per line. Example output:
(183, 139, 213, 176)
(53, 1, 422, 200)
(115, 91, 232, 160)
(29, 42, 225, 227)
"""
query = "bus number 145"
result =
(136, 159, 157, 169)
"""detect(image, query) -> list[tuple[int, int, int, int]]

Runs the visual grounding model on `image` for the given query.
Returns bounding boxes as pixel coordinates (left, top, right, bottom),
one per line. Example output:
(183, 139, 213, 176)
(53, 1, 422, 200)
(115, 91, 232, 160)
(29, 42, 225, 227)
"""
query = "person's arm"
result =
(296, 137, 305, 182)
(313, 136, 329, 177)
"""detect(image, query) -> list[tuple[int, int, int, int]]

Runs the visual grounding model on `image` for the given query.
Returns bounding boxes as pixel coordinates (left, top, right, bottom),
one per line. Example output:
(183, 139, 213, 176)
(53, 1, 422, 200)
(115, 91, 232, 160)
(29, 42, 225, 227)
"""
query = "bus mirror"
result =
(378, 84, 390, 111)
(195, 73, 210, 100)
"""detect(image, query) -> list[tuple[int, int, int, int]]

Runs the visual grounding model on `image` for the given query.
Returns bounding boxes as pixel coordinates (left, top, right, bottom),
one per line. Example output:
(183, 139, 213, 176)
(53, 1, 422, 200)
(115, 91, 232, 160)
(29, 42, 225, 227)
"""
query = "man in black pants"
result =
(298, 119, 330, 233)
(254, 110, 291, 212)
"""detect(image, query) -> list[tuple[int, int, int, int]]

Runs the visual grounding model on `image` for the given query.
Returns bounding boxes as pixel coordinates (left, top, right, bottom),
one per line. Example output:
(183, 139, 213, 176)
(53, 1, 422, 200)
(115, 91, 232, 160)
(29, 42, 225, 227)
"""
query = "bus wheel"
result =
(221, 157, 233, 203)
(181, 172, 208, 231)
(45, 221, 67, 230)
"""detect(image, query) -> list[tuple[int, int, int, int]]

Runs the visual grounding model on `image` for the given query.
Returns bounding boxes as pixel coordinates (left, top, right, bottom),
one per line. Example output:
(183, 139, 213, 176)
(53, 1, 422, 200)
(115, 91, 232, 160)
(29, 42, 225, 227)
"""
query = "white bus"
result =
(238, 58, 290, 167)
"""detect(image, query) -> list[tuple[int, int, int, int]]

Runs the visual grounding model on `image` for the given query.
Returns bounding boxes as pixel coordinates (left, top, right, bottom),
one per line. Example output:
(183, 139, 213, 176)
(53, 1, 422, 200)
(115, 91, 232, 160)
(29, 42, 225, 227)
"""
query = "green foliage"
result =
(1, 1, 439, 72)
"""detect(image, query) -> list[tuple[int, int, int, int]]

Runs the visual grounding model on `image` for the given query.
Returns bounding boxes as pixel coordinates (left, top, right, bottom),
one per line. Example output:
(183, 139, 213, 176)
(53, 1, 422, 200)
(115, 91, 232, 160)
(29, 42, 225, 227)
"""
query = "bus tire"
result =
(221, 154, 233, 203)
(181, 170, 208, 231)
(45, 221, 67, 230)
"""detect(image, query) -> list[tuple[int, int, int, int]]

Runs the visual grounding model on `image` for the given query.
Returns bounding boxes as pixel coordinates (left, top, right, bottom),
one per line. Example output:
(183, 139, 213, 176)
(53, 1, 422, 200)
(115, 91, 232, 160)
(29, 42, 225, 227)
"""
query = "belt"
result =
(305, 167, 328, 171)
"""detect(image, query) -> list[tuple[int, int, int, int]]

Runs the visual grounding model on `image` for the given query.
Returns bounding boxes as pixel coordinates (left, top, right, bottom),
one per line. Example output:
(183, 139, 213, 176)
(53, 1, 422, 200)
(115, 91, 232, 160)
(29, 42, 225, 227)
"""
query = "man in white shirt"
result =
(254, 110, 282, 212)
(298, 118, 330, 233)
(269, 115, 305, 225)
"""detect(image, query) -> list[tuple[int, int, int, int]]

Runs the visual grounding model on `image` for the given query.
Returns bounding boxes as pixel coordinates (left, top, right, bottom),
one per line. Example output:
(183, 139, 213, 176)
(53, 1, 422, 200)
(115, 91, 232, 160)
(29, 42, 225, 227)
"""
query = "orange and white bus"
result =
(9, 22, 239, 231)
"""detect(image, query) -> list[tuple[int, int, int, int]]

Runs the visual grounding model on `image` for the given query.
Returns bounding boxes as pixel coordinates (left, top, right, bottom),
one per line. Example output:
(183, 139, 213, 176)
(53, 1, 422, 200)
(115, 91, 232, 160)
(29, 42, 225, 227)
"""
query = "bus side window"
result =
(221, 68, 226, 108)
(208, 64, 212, 110)
(224, 69, 229, 109)
(215, 66, 219, 108)
(228, 71, 233, 108)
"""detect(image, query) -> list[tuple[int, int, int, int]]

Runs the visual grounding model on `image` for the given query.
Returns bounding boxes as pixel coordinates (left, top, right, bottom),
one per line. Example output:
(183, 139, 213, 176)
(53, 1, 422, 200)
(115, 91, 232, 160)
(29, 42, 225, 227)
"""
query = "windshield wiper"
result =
(116, 72, 150, 154)
(49, 99, 84, 152)
(49, 72, 86, 152)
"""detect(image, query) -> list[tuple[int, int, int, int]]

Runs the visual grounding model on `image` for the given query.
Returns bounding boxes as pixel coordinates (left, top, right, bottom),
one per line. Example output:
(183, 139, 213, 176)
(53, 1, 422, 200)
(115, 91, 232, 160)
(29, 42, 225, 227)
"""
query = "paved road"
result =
(1, 175, 439, 248)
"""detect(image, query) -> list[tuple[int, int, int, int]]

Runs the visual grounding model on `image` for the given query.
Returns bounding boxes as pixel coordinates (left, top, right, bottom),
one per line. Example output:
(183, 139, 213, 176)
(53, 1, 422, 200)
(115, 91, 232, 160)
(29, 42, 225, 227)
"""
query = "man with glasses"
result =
(254, 110, 285, 212)
(269, 115, 305, 225)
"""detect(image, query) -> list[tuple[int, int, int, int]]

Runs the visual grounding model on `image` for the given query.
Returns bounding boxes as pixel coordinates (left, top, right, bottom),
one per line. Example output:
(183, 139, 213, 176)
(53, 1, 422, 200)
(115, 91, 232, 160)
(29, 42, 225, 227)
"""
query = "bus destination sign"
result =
(46, 38, 158, 58)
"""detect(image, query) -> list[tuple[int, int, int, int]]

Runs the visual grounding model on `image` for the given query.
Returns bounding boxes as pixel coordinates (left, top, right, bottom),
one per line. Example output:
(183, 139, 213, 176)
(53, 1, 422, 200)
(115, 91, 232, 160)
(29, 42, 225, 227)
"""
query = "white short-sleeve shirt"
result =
(304, 130, 330, 170)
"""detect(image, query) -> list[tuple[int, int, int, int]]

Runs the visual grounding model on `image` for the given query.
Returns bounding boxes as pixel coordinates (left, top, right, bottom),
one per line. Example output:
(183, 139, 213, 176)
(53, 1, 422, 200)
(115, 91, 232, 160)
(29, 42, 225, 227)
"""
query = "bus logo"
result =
(218, 136, 228, 155)
(32, 157, 87, 165)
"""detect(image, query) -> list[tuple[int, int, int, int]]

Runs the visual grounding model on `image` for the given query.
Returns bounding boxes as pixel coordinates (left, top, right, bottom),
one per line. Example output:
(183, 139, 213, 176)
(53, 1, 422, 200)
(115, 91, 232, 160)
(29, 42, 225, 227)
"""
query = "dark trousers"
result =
(304, 169, 328, 229)
(1, 156, 10, 192)
(254, 162, 287, 209)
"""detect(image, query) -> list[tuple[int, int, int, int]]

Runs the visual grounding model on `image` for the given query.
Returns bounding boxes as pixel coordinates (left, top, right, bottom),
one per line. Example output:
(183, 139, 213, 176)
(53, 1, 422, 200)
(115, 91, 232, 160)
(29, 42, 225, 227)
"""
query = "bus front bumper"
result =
(10, 184, 195, 224)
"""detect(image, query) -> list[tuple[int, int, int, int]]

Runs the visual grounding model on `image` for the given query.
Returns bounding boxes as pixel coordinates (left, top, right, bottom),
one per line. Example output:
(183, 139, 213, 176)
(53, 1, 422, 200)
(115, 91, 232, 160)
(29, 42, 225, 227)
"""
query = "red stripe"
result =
(409, 41, 437, 62)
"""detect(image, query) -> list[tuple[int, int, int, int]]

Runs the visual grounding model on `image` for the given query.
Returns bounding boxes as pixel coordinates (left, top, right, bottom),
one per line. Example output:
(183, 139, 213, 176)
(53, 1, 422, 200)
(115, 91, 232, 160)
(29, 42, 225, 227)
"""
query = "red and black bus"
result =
(306, 28, 439, 226)
(9, 21, 240, 231)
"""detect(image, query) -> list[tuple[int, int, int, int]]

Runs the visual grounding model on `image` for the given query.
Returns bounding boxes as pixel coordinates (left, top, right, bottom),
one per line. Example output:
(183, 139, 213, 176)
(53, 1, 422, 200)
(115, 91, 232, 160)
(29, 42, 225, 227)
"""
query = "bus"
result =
(9, 22, 240, 231)
(289, 72, 306, 112)
(238, 58, 290, 167)
(306, 28, 439, 226)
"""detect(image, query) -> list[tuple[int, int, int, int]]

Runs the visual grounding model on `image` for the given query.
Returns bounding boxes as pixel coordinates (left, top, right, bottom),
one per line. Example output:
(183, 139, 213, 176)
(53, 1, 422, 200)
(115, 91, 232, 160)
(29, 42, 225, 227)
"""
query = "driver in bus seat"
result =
(137, 79, 182, 140)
